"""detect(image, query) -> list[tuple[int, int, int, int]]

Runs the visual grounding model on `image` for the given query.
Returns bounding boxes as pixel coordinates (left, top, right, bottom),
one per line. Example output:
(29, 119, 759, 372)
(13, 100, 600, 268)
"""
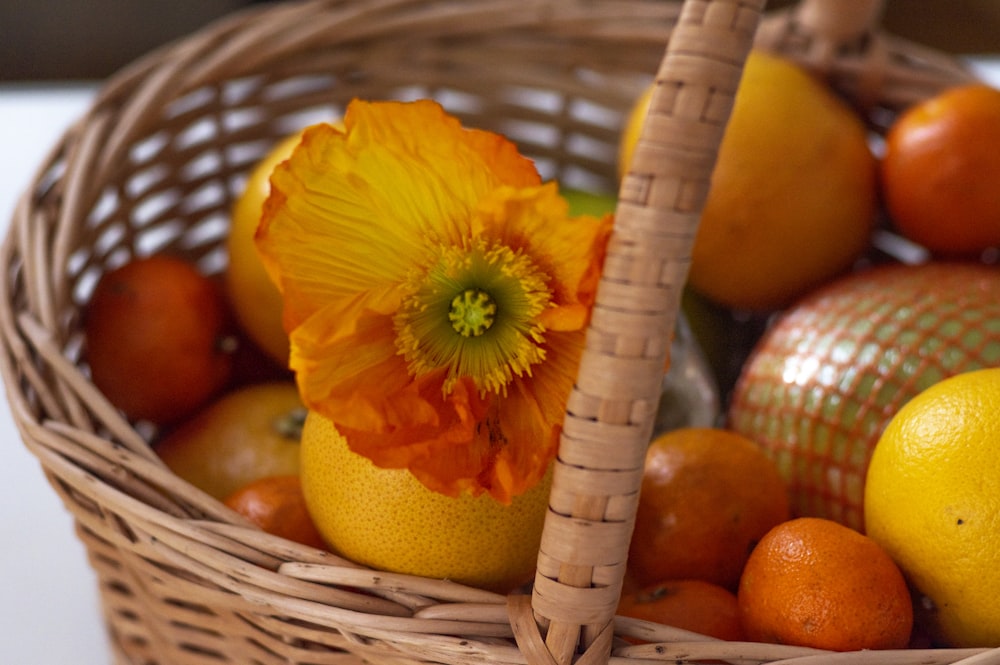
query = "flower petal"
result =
(254, 99, 611, 501)
(290, 290, 411, 431)
(475, 183, 613, 327)
(256, 99, 542, 330)
(335, 372, 497, 497)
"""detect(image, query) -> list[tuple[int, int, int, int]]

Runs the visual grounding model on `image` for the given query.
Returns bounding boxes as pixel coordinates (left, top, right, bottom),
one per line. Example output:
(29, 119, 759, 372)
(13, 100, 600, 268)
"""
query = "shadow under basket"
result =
(1, 0, 993, 664)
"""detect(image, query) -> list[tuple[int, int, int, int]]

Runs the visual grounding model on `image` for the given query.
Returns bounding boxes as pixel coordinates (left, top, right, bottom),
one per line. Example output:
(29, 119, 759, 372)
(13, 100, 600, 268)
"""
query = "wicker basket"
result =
(2, 0, 994, 664)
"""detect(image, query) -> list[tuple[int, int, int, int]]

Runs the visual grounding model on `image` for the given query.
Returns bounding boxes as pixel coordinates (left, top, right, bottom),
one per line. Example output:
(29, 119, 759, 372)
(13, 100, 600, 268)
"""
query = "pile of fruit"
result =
(81, 48, 1000, 652)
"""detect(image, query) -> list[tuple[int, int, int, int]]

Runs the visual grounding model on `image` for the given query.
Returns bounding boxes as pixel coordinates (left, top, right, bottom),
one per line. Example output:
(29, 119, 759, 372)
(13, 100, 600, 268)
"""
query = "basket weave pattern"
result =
(1, 1, 994, 664)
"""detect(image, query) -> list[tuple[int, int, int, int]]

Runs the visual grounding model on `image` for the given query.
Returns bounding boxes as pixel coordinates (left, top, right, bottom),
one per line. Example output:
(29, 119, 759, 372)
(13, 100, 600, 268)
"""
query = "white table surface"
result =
(0, 83, 109, 663)
(0, 80, 112, 665)
(2, 60, 999, 665)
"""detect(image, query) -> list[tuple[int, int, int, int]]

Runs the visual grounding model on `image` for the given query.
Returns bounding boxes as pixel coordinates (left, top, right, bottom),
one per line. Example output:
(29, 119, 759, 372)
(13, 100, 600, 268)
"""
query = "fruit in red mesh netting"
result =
(727, 261, 1000, 531)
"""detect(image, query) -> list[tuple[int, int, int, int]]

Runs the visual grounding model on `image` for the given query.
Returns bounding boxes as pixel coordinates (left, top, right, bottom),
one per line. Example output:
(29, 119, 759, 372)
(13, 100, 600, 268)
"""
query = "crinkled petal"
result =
(322, 329, 585, 503)
(256, 100, 541, 330)
(335, 372, 496, 497)
(252, 98, 612, 502)
(290, 289, 412, 431)
(475, 183, 613, 329)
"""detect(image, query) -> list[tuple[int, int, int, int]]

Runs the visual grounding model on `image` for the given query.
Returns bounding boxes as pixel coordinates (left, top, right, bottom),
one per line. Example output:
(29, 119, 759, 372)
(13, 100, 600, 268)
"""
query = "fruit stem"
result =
(273, 407, 307, 442)
(216, 334, 240, 355)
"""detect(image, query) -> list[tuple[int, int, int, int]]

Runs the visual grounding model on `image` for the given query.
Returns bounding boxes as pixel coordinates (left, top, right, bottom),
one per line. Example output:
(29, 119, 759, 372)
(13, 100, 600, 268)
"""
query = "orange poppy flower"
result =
(256, 99, 611, 502)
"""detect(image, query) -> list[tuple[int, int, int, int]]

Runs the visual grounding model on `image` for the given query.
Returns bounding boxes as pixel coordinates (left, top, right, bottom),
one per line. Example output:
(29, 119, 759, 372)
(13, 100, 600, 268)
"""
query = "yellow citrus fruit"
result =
(619, 50, 877, 311)
(864, 367, 1000, 648)
(225, 132, 303, 365)
(617, 84, 651, 183)
(299, 410, 551, 593)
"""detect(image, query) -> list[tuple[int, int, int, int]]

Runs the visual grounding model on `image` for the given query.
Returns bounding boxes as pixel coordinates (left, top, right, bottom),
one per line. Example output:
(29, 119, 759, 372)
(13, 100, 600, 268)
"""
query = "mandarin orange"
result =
(155, 382, 304, 500)
(617, 579, 745, 642)
(627, 428, 790, 591)
(882, 83, 1000, 256)
(84, 254, 236, 426)
(738, 517, 913, 651)
(224, 475, 326, 550)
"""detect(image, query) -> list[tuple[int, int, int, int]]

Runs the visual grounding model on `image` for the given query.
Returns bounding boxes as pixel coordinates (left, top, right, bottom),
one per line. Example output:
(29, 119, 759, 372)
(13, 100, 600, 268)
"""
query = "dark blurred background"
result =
(1, 0, 998, 82)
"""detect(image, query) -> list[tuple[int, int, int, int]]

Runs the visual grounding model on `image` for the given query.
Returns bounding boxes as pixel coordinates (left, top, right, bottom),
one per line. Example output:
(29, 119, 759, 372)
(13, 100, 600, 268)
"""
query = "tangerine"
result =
(84, 254, 236, 426)
(737, 517, 913, 651)
(155, 382, 304, 500)
(617, 579, 745, 642)
(881, 83, 1000, 256)
(225, 132, 303, 366)
(627, 428, 790, 591)
(224, 474, 326, 550)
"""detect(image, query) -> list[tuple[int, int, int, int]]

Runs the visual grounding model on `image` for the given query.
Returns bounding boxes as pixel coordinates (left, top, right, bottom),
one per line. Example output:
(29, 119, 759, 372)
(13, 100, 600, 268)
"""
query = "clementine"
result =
(224, 474, 326, 550)
(617, 579, 745, 642)
(627, 428, 790, 591)
(155, 382, 304, 500)
(84, 254, 236, 426)
(881, 83, 1000, 256)
(737, 517, 913, 651)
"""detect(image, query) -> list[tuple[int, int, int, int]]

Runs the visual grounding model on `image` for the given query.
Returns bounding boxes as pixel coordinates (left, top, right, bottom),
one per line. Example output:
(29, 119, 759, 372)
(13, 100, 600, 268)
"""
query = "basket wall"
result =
(3, 0, 993, 664)
(2, 2, 689, 664)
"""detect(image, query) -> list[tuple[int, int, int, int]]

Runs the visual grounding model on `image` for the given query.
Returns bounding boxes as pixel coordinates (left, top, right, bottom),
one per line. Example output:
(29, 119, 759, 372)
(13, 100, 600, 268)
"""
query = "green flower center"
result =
(449, 288, 497, 337)
(394, 240, 552, 395)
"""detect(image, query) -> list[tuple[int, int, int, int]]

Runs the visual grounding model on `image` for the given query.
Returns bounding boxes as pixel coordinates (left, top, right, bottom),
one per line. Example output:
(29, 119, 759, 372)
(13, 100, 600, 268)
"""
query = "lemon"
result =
(617, 84, 651, 183)
(299, 411, 551, 593)
(864, 367, 1000, 647)
(619, 50, 877, 311)
(225, 132, 303, 365)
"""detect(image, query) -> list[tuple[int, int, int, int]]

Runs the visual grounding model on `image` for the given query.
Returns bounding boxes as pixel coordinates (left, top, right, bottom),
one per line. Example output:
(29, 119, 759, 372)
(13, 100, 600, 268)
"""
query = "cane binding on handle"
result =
(513, 2, 766, 664)
(755, 0, 976, 112)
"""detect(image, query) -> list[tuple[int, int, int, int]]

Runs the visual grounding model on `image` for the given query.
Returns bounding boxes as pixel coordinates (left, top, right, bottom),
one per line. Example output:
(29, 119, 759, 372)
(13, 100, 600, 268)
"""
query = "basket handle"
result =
(794, 0, 885, 43)
(510, 1, 766, 664)
(754, 0, 975, 112)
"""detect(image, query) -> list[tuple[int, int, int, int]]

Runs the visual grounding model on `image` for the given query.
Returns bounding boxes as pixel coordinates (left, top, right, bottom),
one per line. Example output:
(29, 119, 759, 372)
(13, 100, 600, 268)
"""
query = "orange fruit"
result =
(627, 428, 790, 591)
(155, 382, 304, 500)
(881, 83, 1000, 256)
(617, 579, 745, 642)
(865, 367, 1000, 647)
(84, 254, 236, 426)
(299, 410, 551, 593)
(225, 132, 302, 366)
(621, 51, 877, 311)
(738, 517, 913, 651)
(224, 474, 326, 550)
